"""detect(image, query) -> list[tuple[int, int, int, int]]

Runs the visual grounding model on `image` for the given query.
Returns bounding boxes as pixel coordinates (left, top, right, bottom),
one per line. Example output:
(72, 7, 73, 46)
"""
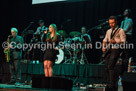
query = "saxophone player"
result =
(7, 28, 24, 85)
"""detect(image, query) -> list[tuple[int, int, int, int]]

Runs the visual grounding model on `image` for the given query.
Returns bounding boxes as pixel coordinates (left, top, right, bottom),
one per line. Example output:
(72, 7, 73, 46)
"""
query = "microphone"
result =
(104, 21, 109, 24)
(8, 35, 12, 38)
(98, 14, 122, 22)
(97, 21, 109, 28)
(100, 21, 109, 26)
(99, 14, 121, 26)
(45, 27, 49, 31)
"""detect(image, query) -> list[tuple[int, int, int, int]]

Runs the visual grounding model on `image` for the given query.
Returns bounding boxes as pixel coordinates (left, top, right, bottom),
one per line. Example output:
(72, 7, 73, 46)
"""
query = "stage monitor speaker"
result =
(122, 72, 136, 91)
(32, 75, 73, 90)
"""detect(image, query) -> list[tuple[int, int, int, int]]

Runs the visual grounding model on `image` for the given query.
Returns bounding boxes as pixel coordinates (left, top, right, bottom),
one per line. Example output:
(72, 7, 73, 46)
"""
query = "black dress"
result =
(43, 34, 60, 63)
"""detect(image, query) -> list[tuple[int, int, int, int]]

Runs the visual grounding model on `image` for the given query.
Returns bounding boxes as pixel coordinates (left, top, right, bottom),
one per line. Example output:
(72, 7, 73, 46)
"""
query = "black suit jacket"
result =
(10, 35, 24, 60)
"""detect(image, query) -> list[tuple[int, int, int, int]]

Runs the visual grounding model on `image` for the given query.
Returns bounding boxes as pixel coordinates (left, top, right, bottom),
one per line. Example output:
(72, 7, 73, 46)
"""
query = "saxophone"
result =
(4, 36, 10, 62)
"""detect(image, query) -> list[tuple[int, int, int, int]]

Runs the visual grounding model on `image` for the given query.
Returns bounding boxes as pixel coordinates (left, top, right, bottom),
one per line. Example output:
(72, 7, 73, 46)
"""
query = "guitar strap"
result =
(110, 27, 119, 39)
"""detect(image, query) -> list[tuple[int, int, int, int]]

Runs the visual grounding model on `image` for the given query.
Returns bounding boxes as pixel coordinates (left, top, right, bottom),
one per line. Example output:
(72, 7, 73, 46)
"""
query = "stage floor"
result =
(0, 83, 108, 91)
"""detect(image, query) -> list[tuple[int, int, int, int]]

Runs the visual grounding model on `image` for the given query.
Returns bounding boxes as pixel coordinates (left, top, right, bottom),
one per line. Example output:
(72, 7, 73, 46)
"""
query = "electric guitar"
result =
(102, 28, 121, 59)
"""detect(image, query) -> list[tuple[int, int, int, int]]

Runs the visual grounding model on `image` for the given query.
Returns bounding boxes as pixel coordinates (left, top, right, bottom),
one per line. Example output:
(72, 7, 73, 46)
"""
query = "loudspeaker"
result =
(122, 72, 136, 91)
(32, 75, 73, 90)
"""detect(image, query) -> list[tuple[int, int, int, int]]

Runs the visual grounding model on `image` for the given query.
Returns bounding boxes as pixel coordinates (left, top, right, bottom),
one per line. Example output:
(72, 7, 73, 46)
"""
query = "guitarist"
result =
(120, 9, 133, 72)
(102, 16, 126, 91)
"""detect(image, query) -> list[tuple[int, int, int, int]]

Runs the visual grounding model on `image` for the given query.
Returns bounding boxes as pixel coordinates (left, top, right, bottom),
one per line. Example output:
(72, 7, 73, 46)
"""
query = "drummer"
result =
(78, 26, 92, 64)
(80, 26, 92, 47)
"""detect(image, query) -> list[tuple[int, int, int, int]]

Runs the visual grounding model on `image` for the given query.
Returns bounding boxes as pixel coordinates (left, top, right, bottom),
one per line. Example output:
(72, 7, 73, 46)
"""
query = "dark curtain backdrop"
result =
(0, 0, 136, 63)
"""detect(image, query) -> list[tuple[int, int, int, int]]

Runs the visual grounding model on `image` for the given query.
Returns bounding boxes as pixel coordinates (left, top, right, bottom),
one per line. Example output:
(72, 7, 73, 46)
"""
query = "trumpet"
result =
(4, 37, 10, 62)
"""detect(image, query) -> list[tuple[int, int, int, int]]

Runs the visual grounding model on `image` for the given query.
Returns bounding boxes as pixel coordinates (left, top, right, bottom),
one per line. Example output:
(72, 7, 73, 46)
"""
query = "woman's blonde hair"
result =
(46, 24, 58, 42)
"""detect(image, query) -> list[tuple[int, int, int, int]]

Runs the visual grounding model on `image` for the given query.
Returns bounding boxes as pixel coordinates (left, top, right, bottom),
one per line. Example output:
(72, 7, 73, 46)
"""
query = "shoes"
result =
(15, 82, 21, 86)
(105, 85, 117, 91)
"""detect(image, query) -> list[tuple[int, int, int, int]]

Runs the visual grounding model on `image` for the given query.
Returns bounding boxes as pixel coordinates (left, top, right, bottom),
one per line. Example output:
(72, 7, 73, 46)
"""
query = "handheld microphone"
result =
(45, 27, 49, 31)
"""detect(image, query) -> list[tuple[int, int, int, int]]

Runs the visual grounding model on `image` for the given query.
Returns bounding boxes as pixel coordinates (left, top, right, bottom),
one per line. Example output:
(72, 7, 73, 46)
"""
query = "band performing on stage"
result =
(2, 7, 135, 91)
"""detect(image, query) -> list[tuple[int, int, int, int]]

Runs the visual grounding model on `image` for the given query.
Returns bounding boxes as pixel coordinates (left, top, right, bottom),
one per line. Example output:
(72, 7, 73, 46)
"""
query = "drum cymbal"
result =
(69, 31, 81, 37)
(72, 37, 80, 41)
(58, 30, 67, 37)
(33, 33, 40, 36)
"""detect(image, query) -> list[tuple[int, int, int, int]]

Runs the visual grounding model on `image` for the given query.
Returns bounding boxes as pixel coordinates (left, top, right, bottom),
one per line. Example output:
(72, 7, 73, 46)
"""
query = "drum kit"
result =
(56, 30, 88, 64)
(27, 29, 87, 64)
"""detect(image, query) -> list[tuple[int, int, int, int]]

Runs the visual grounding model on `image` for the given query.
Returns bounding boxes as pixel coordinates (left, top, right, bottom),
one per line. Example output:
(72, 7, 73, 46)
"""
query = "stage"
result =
(0, 61, 125, 91)
(0, 62, 106, 91)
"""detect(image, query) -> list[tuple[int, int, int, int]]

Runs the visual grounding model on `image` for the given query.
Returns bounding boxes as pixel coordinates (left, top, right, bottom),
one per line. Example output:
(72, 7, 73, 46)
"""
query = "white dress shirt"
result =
(103, 27, 126, 43)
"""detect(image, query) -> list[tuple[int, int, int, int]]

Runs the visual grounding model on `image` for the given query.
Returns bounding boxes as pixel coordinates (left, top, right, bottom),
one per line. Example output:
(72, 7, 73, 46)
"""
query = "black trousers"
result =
(9, 59, 21, 82)
(124, 35, 133, 60)
(105, 49, 122, 91)
(121, 35, 133, 72)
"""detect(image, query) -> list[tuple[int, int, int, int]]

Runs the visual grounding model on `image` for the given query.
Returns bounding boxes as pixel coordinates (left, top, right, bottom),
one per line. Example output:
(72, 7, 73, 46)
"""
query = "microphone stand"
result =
(86, 21, 108, 34)
(72, 34, 80, 88)
(22, 22, 34, 36)
(22, 22, 34, 84)
(24, 38, 35, 85)
(24, 50, 30, 84)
